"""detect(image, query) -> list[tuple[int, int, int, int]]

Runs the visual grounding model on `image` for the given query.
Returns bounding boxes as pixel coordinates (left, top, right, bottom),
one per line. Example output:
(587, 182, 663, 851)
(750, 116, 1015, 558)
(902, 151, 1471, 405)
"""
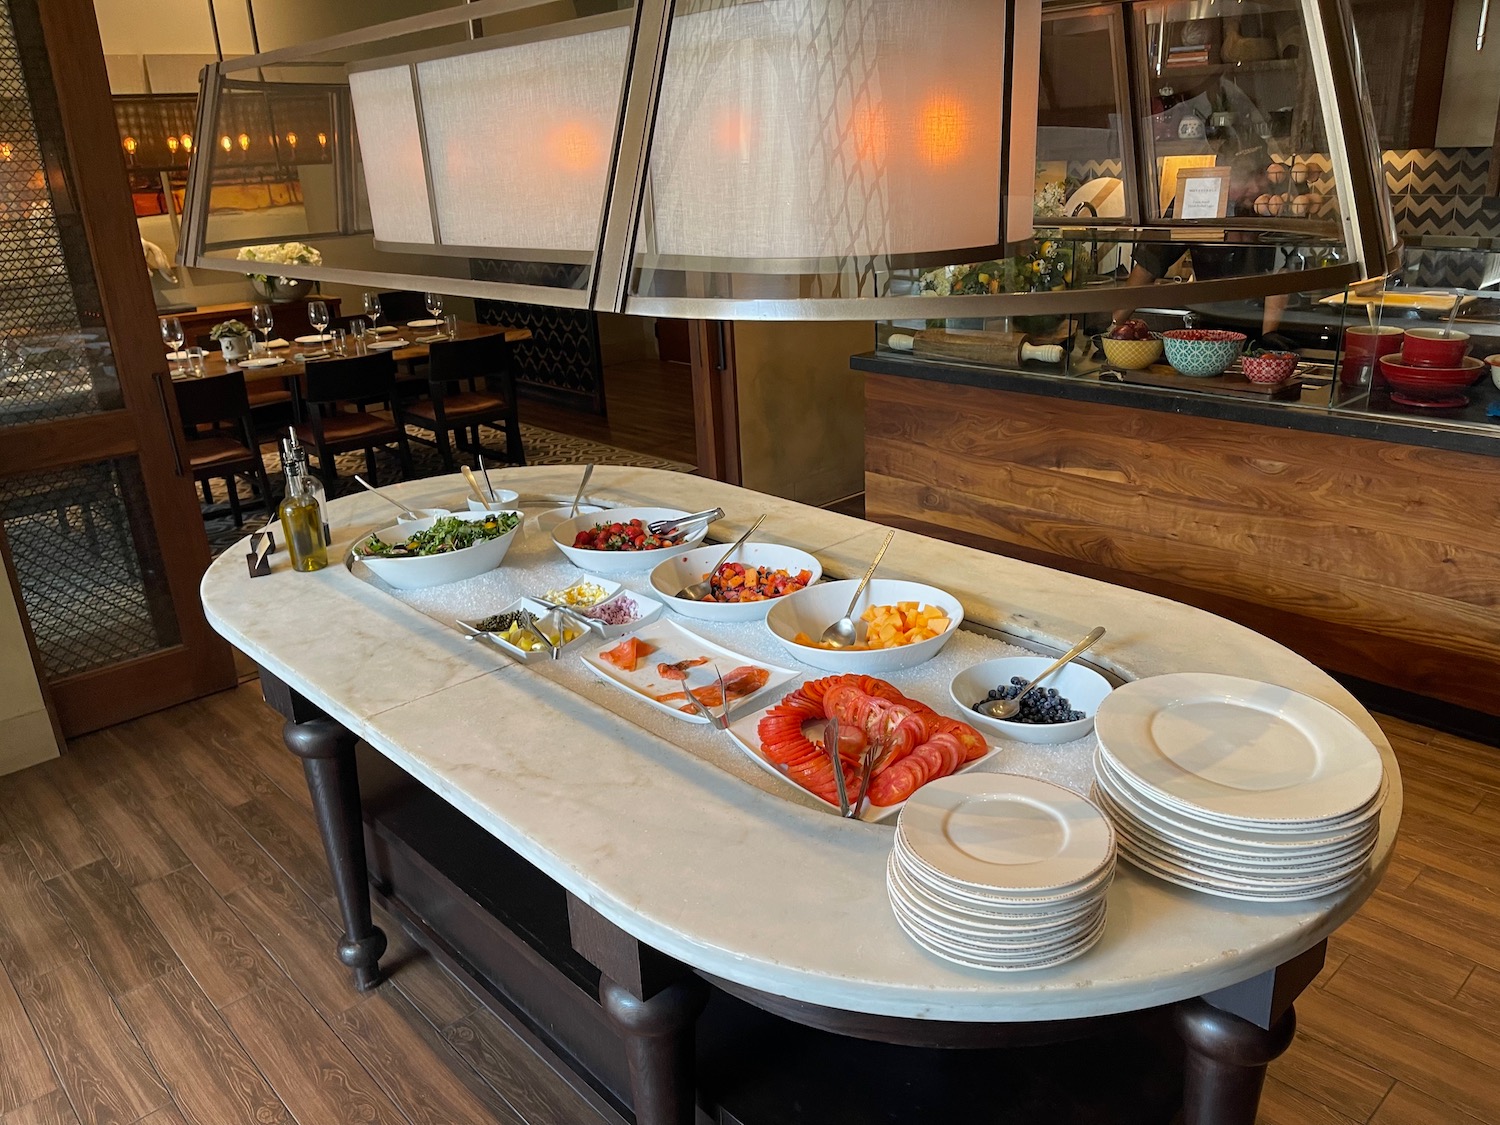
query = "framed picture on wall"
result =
(1176, 167, 1232, 219)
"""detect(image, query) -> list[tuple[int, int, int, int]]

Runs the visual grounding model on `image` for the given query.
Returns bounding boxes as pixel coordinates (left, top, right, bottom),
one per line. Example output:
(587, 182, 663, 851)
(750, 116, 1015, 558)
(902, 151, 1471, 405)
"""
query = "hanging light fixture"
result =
(176, 0, 1397, 319)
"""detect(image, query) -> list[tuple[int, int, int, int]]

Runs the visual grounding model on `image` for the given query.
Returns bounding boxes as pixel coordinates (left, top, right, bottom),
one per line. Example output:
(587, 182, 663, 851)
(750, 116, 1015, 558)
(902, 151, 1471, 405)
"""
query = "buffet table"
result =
(199, 466, 1402, 1125)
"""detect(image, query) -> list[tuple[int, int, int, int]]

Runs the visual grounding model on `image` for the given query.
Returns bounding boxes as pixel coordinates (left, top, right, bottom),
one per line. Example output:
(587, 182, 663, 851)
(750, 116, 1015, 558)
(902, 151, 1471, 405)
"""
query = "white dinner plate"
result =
(294, 333, 331, 344)
(891, 903, 1107, 971)
(889, 890, 1104, 953)
(1090, 780, 1376, 867)
(1115, 839, 1369, 902)
(238, 356, 285, 368)
(579, 618, 796, 726)
(1092, 754, 1381, 852)
(370, 338, 409, 350)
(1095, 746, 1387, 837)
(889, 850, 1110, 919)
(886, 856, 1105, 930)
(1094, 674, 1385, 824)
(724, 683, 1001, 823)
(408, 318, 443, 328)
(896, 774, 1114, 893)
(1104, 809, 1374, 885)
(892, 839, 1114, 906)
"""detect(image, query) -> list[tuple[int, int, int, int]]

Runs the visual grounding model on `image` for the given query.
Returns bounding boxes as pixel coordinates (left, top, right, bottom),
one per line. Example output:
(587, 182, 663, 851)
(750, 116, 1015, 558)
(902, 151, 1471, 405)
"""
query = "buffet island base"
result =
(200, 467, 1402, 1125)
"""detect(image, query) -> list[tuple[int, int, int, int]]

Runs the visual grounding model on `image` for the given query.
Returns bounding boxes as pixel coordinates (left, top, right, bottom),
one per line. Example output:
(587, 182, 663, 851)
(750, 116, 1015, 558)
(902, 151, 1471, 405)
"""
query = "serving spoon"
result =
(460, 465, 490, 507)
(569, 463, 595, 517)
(820, 530, 895, 648)
(676, 514, 766, 601)
(354, 475, 422, 521)
(976, 627, 1106, 719)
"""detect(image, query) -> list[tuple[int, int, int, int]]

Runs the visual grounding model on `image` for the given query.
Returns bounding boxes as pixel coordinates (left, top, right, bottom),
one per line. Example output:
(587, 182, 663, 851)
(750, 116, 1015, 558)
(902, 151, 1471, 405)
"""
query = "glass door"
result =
(0, 0, 234, 736)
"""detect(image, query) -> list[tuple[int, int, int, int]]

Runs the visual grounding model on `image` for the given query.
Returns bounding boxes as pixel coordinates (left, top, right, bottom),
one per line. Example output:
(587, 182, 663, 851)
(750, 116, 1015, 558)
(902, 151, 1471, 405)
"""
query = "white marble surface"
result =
(201, 467, 1403, 1022)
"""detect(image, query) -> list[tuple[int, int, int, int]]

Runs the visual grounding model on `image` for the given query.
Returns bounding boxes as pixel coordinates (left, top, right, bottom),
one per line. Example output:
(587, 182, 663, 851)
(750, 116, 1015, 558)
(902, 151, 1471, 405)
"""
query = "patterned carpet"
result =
(202, 421, 694, 555)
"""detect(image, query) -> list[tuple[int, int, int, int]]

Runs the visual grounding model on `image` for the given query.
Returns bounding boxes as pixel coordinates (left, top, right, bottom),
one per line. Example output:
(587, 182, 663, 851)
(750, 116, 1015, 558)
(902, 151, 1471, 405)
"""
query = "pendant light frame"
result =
(176, 0, 1397, 320)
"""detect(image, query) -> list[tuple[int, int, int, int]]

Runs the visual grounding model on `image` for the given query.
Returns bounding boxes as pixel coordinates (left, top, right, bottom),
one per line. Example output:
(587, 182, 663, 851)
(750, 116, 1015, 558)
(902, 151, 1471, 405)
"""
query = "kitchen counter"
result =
(852, 349, 1500, 458)
(200, 467, 1402, 1124)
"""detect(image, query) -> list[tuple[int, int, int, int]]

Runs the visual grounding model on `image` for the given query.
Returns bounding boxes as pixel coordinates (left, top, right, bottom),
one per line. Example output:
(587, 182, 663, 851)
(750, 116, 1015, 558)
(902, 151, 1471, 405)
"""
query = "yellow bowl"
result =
(1101, 335, 1163, 370)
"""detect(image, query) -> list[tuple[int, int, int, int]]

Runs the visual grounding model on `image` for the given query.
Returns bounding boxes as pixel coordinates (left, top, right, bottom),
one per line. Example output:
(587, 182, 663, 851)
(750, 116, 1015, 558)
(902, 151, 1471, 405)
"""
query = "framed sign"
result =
(1176, 166, 1232, 219)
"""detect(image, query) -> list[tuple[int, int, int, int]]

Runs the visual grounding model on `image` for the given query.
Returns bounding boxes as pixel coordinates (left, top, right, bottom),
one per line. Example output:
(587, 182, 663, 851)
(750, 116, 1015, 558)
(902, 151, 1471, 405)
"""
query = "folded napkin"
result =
(267, 338, 290, 349)
(293, 350, 333, 362)
(374, 325, 398, 335)
(416, 333, 450, 344)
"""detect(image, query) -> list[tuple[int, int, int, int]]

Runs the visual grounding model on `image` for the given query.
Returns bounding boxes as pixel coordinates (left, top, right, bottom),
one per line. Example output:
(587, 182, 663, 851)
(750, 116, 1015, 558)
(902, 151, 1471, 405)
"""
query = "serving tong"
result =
(680, 664, 732, 730)
(649, 507, 724, 537)
(822, 716, 886, 819)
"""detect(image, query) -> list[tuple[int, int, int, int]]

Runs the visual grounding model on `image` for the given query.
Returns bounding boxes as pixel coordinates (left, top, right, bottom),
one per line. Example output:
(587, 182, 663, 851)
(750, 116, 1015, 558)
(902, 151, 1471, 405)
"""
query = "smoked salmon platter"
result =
(580, 618, 798, 725)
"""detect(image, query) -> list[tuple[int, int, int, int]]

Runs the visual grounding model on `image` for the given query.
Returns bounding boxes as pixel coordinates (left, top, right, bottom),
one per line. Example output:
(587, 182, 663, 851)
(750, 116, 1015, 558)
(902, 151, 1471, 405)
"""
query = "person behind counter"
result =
(1109, 142, 1291, 342)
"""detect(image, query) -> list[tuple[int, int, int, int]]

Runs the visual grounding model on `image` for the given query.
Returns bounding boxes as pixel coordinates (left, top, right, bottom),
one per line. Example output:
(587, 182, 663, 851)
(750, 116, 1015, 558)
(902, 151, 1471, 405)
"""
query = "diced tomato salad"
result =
(708, 563, 813, 603)
(573, 519, 682, 552)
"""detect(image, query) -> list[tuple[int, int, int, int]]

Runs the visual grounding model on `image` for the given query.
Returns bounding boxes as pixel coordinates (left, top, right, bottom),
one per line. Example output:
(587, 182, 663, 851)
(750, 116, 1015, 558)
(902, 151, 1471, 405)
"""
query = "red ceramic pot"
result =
(1400, 327, 1470, 368)
(1341, 325, 1402, 387)
(1378, 354, 1484, 408)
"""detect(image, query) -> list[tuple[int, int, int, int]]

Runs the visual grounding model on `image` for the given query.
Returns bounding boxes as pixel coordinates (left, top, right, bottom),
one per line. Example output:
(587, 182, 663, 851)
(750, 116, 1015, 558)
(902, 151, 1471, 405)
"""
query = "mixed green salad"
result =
(358, 513, 518, 559)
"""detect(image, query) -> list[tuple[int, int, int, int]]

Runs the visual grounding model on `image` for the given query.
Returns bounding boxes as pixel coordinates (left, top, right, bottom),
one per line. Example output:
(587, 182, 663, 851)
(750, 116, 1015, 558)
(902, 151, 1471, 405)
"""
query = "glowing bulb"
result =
(285, 132, 297, 149)
(166, 135, 179, 154)
(316, 131, 327, 149)
(0, 143, 12, 160)
(544, 120, 602, 172)
(711, 108, 753, 153)
(219, 135, 232, 152)
(917, 93, 969, 165)
(237, 133, 250, 151)
(122, 136, 137, 155)
(180, 134, 192, 152)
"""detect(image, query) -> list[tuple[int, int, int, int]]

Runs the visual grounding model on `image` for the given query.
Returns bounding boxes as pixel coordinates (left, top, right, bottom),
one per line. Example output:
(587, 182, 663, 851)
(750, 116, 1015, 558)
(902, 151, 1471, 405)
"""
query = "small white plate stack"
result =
(1092, 673, 1386, 902)
(887, 774, 1115, 971)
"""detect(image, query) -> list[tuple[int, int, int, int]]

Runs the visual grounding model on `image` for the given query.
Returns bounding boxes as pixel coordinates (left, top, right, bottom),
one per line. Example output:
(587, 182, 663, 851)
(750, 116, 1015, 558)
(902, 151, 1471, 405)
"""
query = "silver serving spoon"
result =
(478, 454, 497, 501)
(676, 514, 766, 601)
(354, 475, 422, 521)
(569, 463, 595, 518)
(976, 627, 1107, 719)
(820, 529, 895, 648)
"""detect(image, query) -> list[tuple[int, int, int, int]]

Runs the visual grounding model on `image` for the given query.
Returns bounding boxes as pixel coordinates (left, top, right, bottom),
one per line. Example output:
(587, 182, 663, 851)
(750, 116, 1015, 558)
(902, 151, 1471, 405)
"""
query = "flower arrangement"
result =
(208, 319, 251, 341)
(917, 239, 1074, 300)
(1035, 180, 1069, 219)
(236, 242, 322, 284)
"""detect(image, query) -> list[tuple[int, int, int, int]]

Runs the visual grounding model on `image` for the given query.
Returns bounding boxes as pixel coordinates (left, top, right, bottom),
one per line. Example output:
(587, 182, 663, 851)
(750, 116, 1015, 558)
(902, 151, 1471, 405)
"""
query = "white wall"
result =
(1435, 0, 1500, 147)
(0, 572, 61, 776)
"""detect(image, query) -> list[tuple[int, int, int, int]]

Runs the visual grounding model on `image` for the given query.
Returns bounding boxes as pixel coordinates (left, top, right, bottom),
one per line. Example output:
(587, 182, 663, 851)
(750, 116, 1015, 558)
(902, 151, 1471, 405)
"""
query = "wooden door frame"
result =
(687, 320, 740, 484)
(0, 0, 234, 736)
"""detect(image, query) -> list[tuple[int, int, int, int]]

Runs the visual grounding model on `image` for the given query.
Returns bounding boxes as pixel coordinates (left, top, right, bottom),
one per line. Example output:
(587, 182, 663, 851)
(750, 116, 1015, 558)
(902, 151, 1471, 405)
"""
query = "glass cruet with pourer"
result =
(278, 435, 328, 572)
(281, 427, 330, 546)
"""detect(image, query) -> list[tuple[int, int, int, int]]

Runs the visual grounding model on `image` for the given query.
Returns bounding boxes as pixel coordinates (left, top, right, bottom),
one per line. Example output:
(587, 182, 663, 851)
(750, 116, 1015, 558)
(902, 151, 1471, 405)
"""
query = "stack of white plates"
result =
(1092, 673, 1386, 902)
(887, 774, 1115, 971)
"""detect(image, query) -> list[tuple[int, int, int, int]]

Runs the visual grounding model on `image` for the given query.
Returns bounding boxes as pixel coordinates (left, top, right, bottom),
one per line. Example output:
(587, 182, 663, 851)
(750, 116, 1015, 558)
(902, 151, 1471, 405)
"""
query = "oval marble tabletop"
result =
(200, 466, 1402, 1022)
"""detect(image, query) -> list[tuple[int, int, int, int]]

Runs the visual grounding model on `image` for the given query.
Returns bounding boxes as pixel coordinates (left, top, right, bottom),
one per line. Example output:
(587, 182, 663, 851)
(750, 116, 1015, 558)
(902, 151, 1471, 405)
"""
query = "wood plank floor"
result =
(0, 683, 1495, 1124)
(520, 359, 698, 468)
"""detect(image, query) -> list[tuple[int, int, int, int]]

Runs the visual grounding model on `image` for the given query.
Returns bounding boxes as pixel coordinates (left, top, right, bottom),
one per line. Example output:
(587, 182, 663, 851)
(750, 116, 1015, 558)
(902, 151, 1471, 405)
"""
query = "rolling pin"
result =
(888, 329, 1065, 365)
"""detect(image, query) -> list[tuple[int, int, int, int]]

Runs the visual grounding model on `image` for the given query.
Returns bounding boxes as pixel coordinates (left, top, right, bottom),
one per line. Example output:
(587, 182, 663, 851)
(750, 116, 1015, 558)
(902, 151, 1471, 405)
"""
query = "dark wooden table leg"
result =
(1174, 996, 1296, 1125)
(282, 716, 387, 990)
(600, 974, 708, 1125)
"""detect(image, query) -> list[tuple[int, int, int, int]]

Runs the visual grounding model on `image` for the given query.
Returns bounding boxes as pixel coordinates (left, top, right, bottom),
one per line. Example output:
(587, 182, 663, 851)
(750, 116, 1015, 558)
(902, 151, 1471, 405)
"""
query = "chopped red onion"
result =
(584, 595, 639, 625)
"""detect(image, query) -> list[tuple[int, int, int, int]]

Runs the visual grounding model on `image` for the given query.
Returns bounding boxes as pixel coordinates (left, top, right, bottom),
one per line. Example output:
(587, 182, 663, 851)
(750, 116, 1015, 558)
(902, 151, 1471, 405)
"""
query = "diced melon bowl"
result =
(764, 578, 964, 673)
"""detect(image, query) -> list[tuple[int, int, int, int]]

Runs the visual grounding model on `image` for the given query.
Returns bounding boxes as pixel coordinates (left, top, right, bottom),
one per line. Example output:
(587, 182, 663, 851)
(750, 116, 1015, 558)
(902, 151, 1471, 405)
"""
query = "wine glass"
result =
(362, 292, 382, 333)
(307, 300, 330, 339)
(252, 304, 275, 355)
(161, 316, 184, 373)
(424, 292, 443, 321)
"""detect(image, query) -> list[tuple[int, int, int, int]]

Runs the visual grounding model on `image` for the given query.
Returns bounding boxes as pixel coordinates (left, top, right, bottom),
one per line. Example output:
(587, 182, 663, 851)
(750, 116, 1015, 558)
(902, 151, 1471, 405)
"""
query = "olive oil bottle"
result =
(282, 429, 330, 544)
(278, 455, 328, 572)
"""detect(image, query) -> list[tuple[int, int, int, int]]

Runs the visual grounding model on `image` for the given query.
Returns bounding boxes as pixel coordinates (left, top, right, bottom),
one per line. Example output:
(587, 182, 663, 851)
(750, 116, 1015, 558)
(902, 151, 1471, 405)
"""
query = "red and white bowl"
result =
(1240, 352, 1299, 384)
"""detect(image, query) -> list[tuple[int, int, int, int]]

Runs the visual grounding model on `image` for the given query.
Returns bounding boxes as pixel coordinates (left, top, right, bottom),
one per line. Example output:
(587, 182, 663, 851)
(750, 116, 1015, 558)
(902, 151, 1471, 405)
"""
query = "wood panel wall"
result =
(864, 374, 1500, 714)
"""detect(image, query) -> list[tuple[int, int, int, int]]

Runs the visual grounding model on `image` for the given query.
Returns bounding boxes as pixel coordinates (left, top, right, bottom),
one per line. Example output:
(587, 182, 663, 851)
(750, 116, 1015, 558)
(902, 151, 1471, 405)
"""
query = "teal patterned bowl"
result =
(1162, 330, 1247, 377)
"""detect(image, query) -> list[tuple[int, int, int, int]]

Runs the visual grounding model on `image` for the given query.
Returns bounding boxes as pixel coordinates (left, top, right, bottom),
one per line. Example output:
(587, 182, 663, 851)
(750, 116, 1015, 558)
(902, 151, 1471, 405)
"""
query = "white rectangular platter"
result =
(579, 618, 799, 725)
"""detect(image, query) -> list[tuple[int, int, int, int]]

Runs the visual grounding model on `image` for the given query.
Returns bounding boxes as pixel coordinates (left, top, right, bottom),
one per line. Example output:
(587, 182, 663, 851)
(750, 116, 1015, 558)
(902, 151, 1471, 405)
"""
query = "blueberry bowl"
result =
(949, 657, 1114, 745)
(1162, 329, 1247, 378)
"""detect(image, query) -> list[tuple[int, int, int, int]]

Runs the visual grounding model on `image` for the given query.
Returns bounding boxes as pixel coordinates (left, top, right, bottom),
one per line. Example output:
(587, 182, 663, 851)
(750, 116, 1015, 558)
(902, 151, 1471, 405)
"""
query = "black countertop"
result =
(851, 351, 1500, 459)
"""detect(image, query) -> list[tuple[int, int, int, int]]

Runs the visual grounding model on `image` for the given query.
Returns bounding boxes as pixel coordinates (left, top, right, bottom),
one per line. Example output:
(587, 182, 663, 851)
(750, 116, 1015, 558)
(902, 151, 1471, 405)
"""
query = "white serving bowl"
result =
(764, 578, 964, 674)
(356, 510, 521, 590)
(551, 507, 710, 575)
(536, 503, 606, 535)
(949, 656, 1114, 744)
(649, 542, 822, 622)
(578, 588, 667, 639)
(467, 491, 520, 512)
(397, 507, 450, 528)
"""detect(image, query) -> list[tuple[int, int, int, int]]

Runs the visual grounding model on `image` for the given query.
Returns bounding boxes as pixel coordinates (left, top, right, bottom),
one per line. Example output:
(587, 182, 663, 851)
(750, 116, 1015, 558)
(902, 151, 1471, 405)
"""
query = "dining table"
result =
(169, 320, 532, 389)
(199, 466, 1403, 1125)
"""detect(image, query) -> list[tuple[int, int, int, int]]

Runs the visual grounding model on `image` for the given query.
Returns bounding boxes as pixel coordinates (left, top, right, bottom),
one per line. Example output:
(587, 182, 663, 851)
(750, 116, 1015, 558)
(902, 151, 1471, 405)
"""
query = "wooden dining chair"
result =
(293, 351, 414, 487)
(398, 333, 525, 471)
(173, 369, 275, 528)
